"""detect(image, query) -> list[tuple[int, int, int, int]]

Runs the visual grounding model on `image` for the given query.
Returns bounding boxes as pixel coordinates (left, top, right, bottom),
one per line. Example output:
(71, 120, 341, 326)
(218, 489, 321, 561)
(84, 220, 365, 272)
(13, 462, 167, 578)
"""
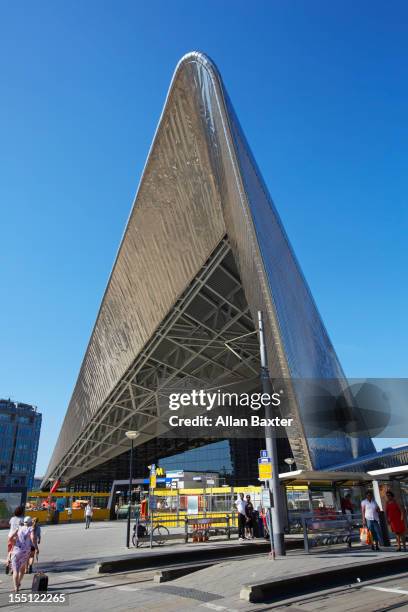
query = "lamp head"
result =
(125, 430, 139, 440)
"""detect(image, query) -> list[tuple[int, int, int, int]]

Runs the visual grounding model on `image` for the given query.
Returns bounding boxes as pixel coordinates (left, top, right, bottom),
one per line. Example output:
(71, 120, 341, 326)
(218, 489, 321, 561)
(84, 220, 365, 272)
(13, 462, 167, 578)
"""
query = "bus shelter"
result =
(279, 470, 372, 532)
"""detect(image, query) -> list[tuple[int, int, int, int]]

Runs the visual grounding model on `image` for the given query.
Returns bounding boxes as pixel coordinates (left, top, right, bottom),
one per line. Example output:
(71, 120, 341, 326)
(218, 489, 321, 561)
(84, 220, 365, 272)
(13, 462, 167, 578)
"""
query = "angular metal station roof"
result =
(43, 52, 374, 487)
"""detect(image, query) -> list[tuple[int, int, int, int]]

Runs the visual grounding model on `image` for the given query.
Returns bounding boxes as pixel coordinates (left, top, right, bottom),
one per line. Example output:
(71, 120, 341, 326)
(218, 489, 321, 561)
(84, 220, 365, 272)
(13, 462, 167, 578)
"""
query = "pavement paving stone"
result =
(171, 548, 408, 598)
(0, 521, 290, 572)
(0, 522, 406, 612)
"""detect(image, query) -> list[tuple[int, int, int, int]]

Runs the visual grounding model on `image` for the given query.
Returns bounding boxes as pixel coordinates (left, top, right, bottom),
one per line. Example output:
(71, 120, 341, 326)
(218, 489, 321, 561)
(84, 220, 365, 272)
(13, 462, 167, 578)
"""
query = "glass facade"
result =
(159, 438, 294, 487)
(69, 436, 295, 491)
(160, 441, 233, 479)
(0, 399, 42, 490)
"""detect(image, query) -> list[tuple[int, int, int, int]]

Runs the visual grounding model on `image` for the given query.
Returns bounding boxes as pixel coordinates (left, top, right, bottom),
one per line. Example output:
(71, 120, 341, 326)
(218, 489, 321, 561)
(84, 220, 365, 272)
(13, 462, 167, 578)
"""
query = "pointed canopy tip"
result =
(176, 51, 220, 77)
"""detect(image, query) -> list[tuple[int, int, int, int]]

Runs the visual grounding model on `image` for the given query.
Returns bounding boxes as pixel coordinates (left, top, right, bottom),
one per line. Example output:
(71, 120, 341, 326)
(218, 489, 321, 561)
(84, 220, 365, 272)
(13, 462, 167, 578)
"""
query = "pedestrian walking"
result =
(84, 502, 93, 529)
(361, 491, 382, 551)
(27, 518, 41, 574)
(9, 516, 37, 592)
(385, 490, 406, 551)
(235, 493, 247, 541)
(5, 507, 24, 575)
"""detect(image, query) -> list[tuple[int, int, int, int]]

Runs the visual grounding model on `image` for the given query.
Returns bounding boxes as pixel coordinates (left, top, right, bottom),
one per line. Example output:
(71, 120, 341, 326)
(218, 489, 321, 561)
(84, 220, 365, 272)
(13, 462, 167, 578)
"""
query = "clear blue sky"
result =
(1, 1, 407, 475)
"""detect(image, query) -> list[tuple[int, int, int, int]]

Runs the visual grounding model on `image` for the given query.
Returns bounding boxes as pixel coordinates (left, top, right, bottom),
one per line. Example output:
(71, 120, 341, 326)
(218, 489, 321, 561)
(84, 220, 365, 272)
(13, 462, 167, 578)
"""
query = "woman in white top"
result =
(6, 506, 24, 575)
(9, 516, 36, 592)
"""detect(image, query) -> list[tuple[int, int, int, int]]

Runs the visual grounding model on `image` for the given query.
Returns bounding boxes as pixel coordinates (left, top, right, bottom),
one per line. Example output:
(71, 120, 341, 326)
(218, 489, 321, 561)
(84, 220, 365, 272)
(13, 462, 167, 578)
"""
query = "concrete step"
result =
(97, 537, 303, 573)
(240, 551, 408, 603)
(154, 563, 212, 583)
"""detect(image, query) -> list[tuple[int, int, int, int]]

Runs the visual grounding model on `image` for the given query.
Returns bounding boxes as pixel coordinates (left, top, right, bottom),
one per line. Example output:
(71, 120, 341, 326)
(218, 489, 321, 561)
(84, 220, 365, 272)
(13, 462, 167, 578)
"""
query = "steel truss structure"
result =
(56, 240, 262, 481)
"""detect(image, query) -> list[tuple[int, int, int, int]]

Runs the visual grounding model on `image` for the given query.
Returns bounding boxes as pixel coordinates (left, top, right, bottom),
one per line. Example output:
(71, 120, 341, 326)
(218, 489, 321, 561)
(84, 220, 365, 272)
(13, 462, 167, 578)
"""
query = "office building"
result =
(0, 399, 41, 490)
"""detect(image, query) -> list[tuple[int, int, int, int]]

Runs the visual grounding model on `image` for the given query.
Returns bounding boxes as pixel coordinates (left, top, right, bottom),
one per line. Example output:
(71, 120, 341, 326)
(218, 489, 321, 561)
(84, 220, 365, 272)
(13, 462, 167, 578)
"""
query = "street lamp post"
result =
(284, 457, 295, 472)
(125, 431, 139, 548)
(47, 478, 54, 525)
(258, 311, 286, 556)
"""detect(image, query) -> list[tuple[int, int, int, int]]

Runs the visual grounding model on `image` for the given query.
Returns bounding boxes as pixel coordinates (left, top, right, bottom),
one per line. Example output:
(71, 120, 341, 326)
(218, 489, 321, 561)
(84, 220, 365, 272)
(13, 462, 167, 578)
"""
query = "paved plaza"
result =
(0, 523, 408, 611)
(0, 521, 147, 573)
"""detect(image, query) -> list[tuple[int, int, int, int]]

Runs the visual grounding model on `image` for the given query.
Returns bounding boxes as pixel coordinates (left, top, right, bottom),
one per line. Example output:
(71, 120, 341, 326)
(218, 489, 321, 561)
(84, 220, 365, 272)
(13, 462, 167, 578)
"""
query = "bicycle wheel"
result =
(152, 524, 169, 545)
(133, 530, 148, 547)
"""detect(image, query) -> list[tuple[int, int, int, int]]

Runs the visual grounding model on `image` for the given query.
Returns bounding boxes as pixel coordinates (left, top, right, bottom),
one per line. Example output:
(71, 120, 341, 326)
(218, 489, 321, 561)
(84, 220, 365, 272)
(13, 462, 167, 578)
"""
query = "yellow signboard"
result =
(258, 462, 272, 480)
(150, 474, 157, 489)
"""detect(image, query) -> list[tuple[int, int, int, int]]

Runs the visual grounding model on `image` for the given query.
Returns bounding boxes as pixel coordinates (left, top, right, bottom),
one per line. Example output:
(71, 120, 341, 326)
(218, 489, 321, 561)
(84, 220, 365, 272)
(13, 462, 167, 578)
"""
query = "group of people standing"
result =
(360, 489, 406, 551)
(235, 488, 407, 551)
(6, 506, 42, 592)
(235, 492, 258, 540)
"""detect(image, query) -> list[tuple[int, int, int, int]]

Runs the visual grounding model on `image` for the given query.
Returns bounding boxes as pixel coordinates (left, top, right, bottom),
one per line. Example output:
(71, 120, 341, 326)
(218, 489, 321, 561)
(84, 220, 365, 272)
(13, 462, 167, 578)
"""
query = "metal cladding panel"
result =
(222, 95, 375, 467)
(44, 52, 373, 484)
(46, 56, 227, 479)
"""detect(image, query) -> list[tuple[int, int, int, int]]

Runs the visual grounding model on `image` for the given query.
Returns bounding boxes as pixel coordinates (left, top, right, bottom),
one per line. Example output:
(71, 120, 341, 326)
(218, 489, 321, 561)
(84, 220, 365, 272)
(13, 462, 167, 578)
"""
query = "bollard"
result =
(379, 511, 391, 547)
(302, 517, 310, 553)
(134, 517, 139, 547)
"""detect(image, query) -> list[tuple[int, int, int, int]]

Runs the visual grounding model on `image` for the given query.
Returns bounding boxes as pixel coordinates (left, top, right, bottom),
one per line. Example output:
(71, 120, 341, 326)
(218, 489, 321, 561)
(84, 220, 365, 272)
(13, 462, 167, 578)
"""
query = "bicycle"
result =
(132, 519, 169, 547)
